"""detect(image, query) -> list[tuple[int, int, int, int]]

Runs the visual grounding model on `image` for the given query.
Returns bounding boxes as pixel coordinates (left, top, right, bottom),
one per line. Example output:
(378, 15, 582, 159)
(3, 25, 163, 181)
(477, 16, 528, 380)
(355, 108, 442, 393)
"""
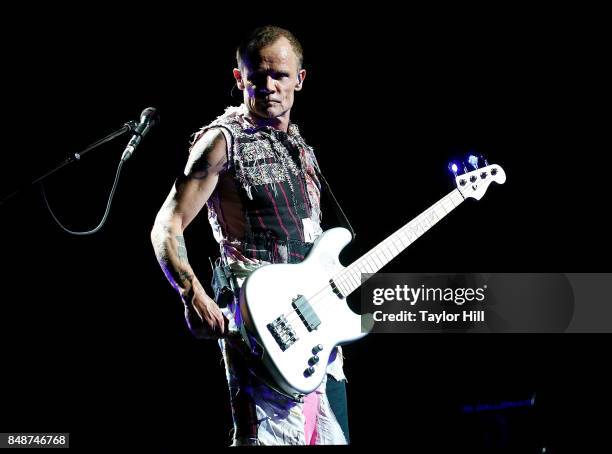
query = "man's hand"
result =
(182, 283, 229, 339)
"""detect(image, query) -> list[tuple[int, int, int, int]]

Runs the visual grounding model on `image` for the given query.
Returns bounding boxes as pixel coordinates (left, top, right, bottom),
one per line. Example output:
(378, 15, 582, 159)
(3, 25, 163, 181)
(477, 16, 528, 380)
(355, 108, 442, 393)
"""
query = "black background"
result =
(1, 4, 609, 451)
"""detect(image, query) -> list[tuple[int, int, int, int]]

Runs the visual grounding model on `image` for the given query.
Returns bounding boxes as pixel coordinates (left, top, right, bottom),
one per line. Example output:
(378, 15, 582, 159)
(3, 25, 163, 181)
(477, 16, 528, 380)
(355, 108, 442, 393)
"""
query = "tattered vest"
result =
(192, 105, 323, 264)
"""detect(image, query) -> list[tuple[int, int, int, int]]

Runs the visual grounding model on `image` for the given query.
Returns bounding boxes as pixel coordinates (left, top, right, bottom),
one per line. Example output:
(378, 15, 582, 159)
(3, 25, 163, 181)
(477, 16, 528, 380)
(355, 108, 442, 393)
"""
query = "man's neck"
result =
(246, 108, 291, 133)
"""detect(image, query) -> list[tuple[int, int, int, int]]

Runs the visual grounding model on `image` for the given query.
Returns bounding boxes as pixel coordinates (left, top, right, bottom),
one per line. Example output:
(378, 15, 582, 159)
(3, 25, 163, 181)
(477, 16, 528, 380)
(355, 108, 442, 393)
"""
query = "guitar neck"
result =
(333, 189, 465, 297)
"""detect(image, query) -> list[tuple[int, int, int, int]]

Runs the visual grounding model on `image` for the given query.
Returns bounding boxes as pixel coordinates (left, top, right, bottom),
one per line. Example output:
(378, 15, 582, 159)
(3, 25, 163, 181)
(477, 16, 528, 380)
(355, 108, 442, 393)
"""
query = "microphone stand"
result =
(0, 120, 138, 207)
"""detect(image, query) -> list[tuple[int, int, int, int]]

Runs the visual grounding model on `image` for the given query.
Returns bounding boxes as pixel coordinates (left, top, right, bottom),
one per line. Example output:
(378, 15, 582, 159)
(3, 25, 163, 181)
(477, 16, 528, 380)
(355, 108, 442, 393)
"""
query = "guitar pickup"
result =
(292, 295, 321, 332)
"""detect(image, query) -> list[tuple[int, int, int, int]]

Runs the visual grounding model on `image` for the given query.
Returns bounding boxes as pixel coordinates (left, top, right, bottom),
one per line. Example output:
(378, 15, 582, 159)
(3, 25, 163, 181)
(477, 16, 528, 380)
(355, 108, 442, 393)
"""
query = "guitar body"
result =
(239, 227, 368, 399)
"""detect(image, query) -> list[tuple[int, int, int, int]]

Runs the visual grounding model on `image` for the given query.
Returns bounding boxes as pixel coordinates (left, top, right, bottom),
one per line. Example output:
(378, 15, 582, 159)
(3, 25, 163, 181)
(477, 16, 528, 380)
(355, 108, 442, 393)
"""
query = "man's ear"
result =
(295, 69, 307, 91)
(233, 68, 245, 90)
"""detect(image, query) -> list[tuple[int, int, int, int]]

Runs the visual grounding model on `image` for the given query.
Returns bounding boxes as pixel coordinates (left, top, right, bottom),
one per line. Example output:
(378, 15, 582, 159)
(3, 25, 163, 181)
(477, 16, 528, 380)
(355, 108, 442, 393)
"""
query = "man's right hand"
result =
(182, 284, 229, 339)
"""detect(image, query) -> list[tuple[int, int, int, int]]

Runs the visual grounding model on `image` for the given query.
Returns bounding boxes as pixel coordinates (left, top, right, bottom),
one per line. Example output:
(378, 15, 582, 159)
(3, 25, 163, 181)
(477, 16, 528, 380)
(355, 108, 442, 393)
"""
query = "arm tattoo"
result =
(178, 270, 193, 284)
(186, 159, 211, 179)
(183, 130, 227, 179)
(176, 235, 189, 263)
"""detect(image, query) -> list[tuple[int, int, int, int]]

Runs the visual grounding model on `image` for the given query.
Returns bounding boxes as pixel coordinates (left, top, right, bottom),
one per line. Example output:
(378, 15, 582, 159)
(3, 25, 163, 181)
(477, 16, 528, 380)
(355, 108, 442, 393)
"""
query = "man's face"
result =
(234, 37, 306, 121)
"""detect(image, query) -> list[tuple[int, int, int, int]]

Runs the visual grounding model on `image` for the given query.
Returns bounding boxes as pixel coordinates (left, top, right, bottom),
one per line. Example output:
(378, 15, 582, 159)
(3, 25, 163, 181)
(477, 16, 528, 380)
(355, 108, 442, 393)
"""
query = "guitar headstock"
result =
(449, 154, 506, 200)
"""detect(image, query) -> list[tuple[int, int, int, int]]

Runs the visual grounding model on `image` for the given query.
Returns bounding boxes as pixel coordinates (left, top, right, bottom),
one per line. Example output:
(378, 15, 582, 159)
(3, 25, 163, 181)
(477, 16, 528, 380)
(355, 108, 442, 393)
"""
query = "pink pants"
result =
(303, 392, 320, 444)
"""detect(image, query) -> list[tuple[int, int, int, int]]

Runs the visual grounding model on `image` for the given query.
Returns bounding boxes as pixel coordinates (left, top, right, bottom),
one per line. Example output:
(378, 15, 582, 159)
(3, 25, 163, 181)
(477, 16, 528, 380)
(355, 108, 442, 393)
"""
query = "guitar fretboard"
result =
(332, 189, 465, 297)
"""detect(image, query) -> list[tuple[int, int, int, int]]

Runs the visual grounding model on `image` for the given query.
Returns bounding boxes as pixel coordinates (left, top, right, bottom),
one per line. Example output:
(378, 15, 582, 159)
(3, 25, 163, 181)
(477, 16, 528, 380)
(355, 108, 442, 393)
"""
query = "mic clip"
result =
(124, 120, 139, 132)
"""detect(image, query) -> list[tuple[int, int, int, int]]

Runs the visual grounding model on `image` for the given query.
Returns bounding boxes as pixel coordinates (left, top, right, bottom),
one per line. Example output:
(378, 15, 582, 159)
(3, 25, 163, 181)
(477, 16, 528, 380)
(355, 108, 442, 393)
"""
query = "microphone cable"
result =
(40, 157, 126, 235)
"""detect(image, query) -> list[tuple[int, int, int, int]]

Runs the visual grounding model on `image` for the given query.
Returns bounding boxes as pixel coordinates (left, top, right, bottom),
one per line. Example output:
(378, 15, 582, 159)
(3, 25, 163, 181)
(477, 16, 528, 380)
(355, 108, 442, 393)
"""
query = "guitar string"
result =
(280, 192, 462, 324)
(275, 191, 464, 327)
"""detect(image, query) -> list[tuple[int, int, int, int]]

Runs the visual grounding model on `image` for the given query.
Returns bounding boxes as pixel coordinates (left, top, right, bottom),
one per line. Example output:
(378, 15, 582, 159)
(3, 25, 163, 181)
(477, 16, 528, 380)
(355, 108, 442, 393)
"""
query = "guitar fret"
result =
(372, 252, 384, 267)
(338, 277, 351, 296)
(379, 246, 392, 262)
(399, 232, 411, 248)
(338, 189, 464, 297)
(365, 256, 377, 272)
(366, 259, 377, 273)
(391, 239, 403, 254)
(388, 239, 401, 255)
(348, 272, 360, 289)
(357, 263, 369, 275)
(440, 198, 453, 213)
(396, 235, 407, 248)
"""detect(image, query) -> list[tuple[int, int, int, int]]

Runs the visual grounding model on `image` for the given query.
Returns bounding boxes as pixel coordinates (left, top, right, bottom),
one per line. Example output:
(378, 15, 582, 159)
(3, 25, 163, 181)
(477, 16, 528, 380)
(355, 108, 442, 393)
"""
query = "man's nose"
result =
(258, 75, 276, 94)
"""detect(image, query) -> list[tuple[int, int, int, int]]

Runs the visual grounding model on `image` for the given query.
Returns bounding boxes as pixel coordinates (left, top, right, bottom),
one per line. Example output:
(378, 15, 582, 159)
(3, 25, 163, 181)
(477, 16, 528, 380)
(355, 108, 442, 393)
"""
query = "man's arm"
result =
(150, 129, 228, 339)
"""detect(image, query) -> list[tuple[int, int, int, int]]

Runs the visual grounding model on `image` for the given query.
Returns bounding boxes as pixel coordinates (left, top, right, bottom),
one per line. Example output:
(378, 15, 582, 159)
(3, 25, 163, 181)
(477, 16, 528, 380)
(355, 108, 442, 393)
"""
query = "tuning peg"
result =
(467, 154, 479, 170)
(448, 161, 460, 177)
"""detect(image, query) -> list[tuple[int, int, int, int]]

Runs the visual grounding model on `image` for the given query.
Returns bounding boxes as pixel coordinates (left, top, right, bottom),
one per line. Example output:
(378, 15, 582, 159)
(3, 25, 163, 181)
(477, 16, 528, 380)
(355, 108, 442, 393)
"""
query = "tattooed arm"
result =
(151, 129, 229, 339)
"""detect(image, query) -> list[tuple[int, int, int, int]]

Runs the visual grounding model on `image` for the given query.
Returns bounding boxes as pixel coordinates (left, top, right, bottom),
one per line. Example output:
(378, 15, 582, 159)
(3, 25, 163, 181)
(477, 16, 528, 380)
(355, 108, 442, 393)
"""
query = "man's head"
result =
(233, 26, 306, 123)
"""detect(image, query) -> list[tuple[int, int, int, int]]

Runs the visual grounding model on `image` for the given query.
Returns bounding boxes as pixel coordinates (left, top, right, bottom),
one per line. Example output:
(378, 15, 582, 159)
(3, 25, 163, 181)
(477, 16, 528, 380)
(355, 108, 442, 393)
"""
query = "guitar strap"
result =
(313, 163, 357, 240)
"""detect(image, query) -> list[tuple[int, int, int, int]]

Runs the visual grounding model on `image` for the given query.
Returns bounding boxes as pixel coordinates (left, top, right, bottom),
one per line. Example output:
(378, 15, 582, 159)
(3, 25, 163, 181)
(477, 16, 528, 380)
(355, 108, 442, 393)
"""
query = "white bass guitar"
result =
(239, 160, 506, 400)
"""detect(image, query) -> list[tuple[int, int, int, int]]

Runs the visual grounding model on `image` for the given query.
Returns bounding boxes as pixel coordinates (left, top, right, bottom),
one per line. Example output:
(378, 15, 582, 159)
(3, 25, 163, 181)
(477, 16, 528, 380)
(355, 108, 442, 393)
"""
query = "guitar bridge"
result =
(267, 315, 298, 351)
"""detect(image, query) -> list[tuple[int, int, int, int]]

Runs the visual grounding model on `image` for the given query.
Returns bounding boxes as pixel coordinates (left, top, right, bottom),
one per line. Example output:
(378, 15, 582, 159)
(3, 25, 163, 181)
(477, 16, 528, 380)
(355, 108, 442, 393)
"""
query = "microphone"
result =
(121, 107, 159, 162)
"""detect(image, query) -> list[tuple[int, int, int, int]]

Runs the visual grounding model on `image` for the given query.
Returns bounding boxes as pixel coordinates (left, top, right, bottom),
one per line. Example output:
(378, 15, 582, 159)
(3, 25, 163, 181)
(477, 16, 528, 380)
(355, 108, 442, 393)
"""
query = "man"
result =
(151, 26, 349, 446)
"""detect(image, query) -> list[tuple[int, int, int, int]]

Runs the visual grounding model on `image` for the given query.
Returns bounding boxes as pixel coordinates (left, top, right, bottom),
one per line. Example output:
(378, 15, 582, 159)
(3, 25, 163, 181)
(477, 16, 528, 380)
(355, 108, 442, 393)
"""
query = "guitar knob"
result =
(491, 168, 498, 176)
(470, 175, 477, 183)
(304, 367, 316, 377)
(309, 356, 320, 366)
(312, 345, 323, 354)
(480, 172, 488, 179)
